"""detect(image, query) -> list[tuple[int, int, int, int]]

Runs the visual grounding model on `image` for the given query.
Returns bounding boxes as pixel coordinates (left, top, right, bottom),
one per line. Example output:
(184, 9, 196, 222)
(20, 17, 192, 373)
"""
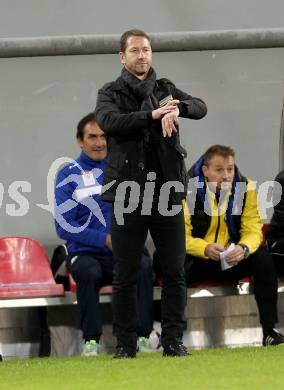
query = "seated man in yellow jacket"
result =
(184, 144, 284, 346)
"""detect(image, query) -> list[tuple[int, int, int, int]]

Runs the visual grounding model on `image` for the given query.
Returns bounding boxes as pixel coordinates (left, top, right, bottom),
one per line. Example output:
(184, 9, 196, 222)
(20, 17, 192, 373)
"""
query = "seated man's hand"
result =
(105, 234, 112, 251)
(204, 243, 225, 261)
(226, 245, 244, 264)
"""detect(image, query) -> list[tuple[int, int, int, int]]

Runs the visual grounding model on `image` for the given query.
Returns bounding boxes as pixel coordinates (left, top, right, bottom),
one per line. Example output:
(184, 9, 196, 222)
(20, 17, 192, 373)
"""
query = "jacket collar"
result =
(77, 151, 106, 169)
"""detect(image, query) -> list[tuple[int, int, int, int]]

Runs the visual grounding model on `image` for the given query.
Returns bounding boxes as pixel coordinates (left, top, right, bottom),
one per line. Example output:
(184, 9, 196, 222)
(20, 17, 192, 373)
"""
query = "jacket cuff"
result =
(238, 241, 253, 254)
(146, 111, 153, 121)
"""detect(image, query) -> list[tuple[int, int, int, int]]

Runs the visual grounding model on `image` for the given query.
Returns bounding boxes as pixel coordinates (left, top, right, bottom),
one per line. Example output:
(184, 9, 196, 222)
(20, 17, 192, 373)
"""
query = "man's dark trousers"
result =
(111, 202, 187, 354)
(67, 252, 153, 341)
(185, 247, 278, 329)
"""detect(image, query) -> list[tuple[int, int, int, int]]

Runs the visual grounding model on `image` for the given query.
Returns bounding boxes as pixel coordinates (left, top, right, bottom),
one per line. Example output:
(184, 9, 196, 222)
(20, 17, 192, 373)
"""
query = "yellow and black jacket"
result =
(184, 157, 263, 258)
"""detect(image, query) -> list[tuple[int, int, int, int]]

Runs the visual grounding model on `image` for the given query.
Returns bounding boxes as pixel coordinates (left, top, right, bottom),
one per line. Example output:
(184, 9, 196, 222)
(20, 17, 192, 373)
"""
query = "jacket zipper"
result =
(214, 215, 220, 243)
(214, 197, 221, 243)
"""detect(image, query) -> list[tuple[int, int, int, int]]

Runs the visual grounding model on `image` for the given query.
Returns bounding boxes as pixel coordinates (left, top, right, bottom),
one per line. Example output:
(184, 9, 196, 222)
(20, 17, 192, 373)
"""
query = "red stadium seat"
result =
(69, 273, 77, 293)
(262, 223, 269, 247)
(0, 237, 64, 299)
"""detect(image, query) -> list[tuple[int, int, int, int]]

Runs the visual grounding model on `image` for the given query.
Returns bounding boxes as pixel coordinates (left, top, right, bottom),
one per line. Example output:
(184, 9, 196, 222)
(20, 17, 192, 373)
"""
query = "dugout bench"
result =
(0, 231, 284, 358)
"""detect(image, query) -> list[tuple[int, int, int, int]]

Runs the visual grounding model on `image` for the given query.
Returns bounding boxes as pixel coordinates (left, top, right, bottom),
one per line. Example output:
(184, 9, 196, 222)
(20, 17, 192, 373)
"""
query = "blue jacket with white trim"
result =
(54, 151, 112, 255)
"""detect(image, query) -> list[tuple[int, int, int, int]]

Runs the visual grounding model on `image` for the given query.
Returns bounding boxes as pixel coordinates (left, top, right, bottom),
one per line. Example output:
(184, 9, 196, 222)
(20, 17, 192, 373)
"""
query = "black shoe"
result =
(113, 346, 136, 359)
(163, 342, 190, 357)
(263, 328, 284, 346)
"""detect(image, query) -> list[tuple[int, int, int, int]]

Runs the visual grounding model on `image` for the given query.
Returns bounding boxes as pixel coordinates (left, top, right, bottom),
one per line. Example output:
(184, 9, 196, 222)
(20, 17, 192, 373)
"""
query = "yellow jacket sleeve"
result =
(238, 180, 263, 253)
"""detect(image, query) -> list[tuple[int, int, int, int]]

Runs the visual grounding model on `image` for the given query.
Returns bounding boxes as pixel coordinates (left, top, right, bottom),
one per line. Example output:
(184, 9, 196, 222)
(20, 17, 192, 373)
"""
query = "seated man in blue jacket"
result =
(54, 113, 154, 356)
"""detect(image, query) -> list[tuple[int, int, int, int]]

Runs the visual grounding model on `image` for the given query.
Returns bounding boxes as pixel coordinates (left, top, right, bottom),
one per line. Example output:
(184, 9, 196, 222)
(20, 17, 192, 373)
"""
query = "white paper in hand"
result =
(220, 243, 236, 271)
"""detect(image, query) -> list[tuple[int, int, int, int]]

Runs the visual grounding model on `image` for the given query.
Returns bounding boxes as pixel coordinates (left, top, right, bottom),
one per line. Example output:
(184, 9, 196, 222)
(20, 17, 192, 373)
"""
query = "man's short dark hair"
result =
(203, 145, 235, 166)
(120, 29, 152, 52)
(76, 113, 96, 140)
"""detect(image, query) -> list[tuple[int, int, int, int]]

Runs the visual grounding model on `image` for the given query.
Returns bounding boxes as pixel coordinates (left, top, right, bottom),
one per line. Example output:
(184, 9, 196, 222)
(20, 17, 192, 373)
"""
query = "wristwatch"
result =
(240, 244, 250, 259)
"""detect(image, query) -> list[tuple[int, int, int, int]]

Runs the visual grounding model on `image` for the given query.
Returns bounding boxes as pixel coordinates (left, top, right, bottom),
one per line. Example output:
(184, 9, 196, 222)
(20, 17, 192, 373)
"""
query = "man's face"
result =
(77, 121, 107, 161)
(119, 35, 152, 80)
(202, 154, 235, 191)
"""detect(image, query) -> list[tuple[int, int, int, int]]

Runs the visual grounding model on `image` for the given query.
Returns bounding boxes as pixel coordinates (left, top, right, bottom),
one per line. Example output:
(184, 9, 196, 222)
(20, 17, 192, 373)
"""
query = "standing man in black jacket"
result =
(95, 29, 207, 358)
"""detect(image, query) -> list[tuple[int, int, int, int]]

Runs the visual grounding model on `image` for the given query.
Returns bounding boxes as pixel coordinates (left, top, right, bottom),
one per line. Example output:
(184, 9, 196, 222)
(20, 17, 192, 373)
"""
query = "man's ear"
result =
(77, 137, 83, 149)
(201, 165, 208, 178)
(119, 52, 125, 65)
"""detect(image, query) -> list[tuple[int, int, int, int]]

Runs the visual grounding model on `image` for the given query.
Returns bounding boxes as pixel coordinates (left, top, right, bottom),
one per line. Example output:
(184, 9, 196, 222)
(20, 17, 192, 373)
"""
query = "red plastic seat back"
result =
(0, 236, 64, 298)
(0, 237, 53, 284)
